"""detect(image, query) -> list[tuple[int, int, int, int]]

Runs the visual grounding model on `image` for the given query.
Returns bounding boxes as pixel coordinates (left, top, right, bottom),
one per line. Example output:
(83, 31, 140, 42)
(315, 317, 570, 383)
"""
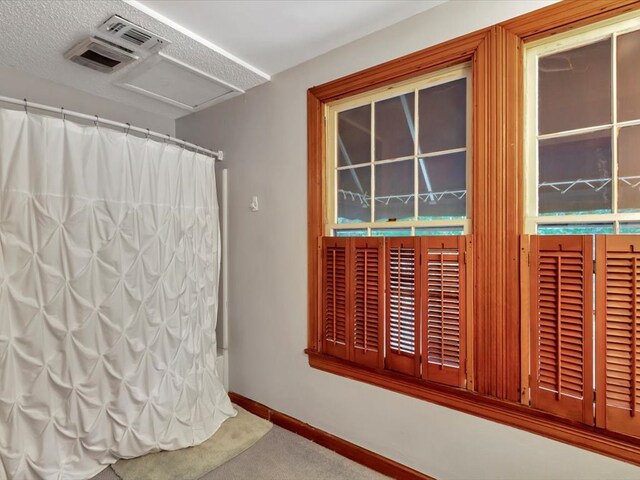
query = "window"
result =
(327, 66, 471, 237)
(524, 11, 640, 437)
(320, 66, 471, 388)
(308, 0, 640, 466)
(525, 13, 640, 234)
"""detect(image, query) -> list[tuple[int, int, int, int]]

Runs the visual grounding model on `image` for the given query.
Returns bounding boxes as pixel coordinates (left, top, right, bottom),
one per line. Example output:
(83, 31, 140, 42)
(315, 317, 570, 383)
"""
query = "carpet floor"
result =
(91, 426, 390, 480)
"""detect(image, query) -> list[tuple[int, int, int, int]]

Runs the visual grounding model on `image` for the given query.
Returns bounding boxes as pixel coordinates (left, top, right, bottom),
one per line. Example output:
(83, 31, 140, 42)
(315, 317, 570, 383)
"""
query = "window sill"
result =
(306, 350, 640, 466)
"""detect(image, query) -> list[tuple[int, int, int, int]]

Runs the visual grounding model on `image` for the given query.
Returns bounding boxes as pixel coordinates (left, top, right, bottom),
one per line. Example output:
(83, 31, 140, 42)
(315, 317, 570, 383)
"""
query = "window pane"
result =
(418, 78, 467, 153)
(374, 160, 414, 222)
(418, 152, 466, 219)
(538, 130, 612, 215)
(618, 125, 640, 212)
(538, 39, 611, 135)
(334, 229, 368, 237)
(415, 226, 464, 236)
(338, 105, 370, 167)
(620, 222, 640, 234)
(371, 228, 411, 237)
(337, 167, 371, 223)
(617, 29, 640, 122)
(537, 223, 614, 235)
(374, 93, 414, 160)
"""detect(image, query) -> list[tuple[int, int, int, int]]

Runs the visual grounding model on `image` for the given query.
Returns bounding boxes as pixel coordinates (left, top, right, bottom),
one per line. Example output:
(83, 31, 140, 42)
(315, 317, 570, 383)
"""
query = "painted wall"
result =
(178, 1, 640, 479)
(0, 65, 175, 135)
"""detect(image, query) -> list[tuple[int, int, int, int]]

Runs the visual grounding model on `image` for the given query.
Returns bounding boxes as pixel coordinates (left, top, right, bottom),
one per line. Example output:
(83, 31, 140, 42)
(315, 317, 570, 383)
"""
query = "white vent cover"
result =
(64, 37, 139, 73)
(117, 54, 242, 112)
(98, 15, 170, 52)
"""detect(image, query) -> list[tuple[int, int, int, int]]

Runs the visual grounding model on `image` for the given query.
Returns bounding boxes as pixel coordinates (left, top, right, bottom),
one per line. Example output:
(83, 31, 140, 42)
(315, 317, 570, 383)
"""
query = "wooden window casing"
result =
(308, 0, 640, 467)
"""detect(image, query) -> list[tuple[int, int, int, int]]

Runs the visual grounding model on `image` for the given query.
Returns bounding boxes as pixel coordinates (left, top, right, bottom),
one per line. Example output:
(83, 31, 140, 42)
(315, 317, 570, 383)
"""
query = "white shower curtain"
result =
(0, 108, 234, 480)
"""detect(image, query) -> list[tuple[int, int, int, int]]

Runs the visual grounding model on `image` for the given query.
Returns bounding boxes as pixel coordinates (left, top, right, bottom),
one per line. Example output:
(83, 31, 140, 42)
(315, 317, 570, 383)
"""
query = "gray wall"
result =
(177, 1, 640, 478)
(0, 65, 175, 135)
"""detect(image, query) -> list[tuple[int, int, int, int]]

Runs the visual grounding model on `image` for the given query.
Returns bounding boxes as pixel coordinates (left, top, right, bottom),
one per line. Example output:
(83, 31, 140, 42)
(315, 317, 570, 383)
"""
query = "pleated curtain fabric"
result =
(0, 108, 235, 480)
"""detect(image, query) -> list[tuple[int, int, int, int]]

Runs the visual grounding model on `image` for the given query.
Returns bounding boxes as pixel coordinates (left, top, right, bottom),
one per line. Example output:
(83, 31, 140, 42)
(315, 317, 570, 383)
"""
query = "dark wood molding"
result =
(307, 351, 640, 467)
(228, 392, 436, 480)
(307, 90, 324, 353)
(471, 25, 523, 401)
(502, 0, 640, 42)
(308, 29, 488, 103)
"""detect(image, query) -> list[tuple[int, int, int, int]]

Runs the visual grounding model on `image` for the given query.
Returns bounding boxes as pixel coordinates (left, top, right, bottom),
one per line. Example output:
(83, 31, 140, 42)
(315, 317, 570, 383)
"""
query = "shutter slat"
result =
(322, 237, 350, 360)
(421, 236, 467, 387)
(596, 235, 640, 437)
(351, 238, 384, 368)
(385, 237, 420, 376)
(530, 235, 594, 425)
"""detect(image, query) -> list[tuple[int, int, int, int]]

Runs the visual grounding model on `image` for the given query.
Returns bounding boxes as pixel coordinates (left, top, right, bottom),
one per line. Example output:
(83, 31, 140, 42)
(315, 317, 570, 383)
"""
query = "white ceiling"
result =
(134, 0, 447, 76)
(0, 0, 446, 120)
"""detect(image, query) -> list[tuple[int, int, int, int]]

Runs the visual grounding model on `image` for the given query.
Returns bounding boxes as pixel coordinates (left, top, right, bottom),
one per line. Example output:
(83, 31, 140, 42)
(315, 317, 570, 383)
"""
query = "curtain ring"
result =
(23, 98, 28, 113)
(61, 107, 65, 121)
(146, 128, 150, 139)
(94, 115, 99, 127)
(125, 123, 131, 136)
(165, 133, 171, 144)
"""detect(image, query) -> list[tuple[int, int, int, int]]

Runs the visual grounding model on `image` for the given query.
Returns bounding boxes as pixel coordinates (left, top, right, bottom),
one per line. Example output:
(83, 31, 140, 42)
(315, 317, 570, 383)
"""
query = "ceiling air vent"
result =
(64, 37, 138, 73)
(98, 15, 170, 52)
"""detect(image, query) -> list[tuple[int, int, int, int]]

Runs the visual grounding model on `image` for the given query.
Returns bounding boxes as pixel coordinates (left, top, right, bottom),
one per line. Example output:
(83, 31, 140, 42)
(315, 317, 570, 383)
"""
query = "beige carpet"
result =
(106, 405, 272, 480)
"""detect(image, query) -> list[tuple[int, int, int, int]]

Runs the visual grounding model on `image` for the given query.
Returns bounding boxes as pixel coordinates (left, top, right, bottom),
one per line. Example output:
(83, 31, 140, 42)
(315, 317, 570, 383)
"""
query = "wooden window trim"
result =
(307, 0, 640, 466)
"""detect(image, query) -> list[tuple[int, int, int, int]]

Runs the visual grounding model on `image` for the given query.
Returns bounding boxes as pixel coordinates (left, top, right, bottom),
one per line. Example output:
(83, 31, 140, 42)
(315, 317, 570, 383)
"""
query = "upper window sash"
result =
(325, 63, 472, 237)
(524, 11, 640, 234)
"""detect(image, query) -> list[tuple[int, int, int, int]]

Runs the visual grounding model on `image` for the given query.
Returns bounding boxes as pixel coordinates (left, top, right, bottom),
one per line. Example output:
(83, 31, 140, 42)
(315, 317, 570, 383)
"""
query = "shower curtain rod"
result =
(0, 95, 223, 161)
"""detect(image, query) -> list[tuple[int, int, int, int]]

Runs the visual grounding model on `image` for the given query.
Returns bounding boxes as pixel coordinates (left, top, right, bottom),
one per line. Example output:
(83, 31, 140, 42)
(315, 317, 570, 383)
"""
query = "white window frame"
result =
(524, 11, 640, 235)
(325, 63, 472, 237)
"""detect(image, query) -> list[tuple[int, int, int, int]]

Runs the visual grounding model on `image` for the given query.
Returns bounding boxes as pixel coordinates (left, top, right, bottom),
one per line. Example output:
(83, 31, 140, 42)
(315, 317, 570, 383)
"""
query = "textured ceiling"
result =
(0, 0, 447, 120)
(0, 0, 269, 119)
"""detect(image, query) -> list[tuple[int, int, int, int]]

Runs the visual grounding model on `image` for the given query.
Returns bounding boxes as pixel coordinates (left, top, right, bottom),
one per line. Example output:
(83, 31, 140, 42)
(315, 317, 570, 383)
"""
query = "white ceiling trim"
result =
(124, 0, 271, 81)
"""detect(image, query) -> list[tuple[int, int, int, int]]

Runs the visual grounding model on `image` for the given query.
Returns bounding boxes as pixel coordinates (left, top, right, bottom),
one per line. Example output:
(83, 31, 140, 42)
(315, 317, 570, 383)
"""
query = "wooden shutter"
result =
(530, 235, 593, 425)
(351, 238, 384, 368)
(322, 237, 350, 360)
(421, 236, 467, 387)
(385, 237, 421, 376)
(596, 235, 640, 437)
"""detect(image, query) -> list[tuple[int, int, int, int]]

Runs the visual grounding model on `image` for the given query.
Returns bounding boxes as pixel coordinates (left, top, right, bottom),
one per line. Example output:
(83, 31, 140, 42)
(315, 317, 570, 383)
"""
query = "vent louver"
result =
(98, 15, 170, 52)
(64, 37, 138, 73)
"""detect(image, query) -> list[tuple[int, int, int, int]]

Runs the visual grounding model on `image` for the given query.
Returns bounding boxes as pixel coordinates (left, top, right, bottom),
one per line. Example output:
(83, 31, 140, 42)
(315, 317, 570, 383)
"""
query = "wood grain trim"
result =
(228, 392, 436, 480)
(308, 91, 324, 353)
(307, 351, 640, 467)
(309, 29, 488, 103)
(502, 0, 640, 42)
(472, 26, 523, 401)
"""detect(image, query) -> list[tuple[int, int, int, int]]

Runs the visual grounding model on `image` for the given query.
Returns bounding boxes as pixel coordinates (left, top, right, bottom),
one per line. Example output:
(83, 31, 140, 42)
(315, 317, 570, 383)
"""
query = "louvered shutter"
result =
(385, 237, 421, 376)
(530, 235, 593, 425)
(322, 237, 350, 360)
(596, 235, 640, 437)
(421, 236, 467, 387)
(351, 238, 384, 368)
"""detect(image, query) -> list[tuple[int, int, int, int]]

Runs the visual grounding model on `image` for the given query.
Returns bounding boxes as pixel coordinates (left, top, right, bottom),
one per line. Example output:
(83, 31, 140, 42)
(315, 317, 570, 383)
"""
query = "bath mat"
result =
(111, 405, 272, 480)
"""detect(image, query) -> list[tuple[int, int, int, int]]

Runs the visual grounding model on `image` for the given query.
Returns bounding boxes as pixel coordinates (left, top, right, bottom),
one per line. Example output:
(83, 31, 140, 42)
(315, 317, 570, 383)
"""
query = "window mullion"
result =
(612, 32, 619, 219)
(414, 87, 419, 223)
(370, 101, 376, 229)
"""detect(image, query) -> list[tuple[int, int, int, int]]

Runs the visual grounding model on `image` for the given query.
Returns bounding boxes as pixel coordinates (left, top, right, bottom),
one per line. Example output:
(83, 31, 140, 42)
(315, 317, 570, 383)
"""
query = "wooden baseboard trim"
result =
(228, 392, 435, 480)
